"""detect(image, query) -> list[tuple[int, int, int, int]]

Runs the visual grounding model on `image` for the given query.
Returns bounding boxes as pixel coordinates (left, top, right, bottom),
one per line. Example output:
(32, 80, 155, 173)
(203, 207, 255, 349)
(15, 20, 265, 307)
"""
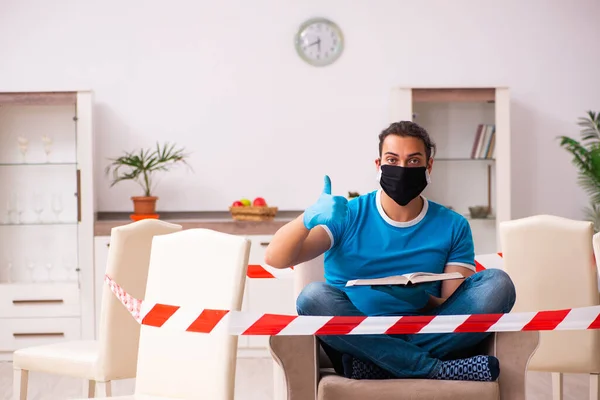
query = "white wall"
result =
(0, 0, 599, 218)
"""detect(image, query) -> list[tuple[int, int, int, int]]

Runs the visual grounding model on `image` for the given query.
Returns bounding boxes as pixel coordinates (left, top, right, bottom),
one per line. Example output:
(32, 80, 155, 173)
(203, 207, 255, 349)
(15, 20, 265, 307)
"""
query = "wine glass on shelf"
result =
(45, 262, 53, 282)
(6, 194, 15, 224)
(51, 193, 63, 222)
(32, 193, 44, 223)
(17, 137, 28, 163)
(27, 261, 36, 282)
(16, 195, 24, 224)
(9, 192, 24, 224)
(42, 135, 53, 163)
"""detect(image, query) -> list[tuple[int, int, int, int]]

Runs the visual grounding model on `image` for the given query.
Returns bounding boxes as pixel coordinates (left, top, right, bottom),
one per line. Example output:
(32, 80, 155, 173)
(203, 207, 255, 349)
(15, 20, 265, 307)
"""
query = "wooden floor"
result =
(0, 360, 592, 399)
(0, 358, 273, 400)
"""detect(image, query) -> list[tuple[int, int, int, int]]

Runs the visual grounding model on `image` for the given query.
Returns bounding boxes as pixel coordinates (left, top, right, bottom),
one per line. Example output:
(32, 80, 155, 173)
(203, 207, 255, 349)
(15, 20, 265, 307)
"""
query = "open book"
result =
(345, 271, 464, 287)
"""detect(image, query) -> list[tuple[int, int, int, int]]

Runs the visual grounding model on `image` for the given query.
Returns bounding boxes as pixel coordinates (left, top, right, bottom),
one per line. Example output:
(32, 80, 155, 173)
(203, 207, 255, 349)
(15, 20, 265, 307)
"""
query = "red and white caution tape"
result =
(247, 252, 503, 278)
(474, 252, 503, 271)
(105, 271, 600, 336)
(246, 264, 294, 279)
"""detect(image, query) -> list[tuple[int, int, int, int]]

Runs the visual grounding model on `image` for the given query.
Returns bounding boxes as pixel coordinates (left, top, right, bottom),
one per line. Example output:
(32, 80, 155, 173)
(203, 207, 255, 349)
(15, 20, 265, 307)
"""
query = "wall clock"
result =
(294, 17, 344, 67)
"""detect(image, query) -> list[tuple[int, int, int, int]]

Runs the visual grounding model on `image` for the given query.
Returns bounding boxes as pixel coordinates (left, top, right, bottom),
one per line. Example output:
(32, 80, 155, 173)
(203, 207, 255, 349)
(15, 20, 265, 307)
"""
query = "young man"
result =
(265, 121, 516, 382)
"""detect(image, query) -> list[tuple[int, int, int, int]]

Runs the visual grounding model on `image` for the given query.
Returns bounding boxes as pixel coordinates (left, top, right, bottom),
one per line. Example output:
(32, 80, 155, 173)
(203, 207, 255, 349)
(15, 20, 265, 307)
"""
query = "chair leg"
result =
(96, 381, 112, 397)
(552, 372, 563, 400)
(87, 380, 96, 398)
(591, 374, 600, 400)
(13, 368, 28, 400)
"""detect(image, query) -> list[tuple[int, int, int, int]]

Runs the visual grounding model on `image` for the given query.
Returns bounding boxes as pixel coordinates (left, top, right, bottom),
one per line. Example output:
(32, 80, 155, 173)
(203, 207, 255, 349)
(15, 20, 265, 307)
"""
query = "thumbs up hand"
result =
(303, 175, 349, 230)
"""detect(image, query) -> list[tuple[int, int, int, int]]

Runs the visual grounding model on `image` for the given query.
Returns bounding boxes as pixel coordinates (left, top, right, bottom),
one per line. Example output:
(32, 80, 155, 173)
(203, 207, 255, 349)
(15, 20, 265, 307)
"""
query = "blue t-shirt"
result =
(321, 189, 475, 316)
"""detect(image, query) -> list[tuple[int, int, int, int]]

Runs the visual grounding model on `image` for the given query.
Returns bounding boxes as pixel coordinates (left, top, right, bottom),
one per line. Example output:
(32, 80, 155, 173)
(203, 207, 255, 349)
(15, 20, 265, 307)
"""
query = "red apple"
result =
(231, 201, 244, 207)
(253, 197, 267, 207)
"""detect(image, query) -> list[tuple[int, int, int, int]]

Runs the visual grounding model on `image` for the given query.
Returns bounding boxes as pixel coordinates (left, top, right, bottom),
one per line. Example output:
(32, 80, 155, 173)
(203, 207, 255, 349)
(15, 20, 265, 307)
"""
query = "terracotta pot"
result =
(131, 196, 158, 215)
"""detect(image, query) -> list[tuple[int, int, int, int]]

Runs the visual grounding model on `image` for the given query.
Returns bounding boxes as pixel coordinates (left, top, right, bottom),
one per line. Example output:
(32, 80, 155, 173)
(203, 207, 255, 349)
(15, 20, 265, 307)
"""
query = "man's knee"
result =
(296, 281, 332, 316)
(474, 268, 516, 313)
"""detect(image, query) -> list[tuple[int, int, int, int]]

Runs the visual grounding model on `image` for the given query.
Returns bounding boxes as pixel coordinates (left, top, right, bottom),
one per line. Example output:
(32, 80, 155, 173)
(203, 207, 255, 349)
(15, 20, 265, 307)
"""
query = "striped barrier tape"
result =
(246, 252, 503, 278)
(247, 264, 293, 279)
(105, 259, 600, 335)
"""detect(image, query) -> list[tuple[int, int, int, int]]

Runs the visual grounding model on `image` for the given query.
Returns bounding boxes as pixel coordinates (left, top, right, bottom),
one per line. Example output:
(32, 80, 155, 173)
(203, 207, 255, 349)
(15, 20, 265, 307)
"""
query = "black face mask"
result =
(378, 165, 429, 206)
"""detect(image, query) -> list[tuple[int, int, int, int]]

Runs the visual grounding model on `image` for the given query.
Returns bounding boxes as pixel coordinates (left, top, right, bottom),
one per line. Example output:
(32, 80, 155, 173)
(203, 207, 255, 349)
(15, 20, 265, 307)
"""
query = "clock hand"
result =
(317, 37, 321, 52)
(307, 40, 320, 47)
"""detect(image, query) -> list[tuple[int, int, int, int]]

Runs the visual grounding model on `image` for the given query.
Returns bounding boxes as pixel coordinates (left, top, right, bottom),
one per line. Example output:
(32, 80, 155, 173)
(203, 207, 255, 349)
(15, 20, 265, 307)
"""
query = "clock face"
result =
(295, 18, 344, 67)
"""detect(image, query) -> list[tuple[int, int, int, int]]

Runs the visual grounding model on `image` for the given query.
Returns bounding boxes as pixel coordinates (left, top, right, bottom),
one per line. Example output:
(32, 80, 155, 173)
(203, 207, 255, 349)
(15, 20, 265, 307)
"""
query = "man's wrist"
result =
(301, 212, 312, 230)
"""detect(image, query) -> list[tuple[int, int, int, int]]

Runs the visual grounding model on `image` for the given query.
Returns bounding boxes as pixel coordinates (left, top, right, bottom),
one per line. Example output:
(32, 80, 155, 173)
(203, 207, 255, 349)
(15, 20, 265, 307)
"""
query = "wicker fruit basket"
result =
(229, 206, 278, 221)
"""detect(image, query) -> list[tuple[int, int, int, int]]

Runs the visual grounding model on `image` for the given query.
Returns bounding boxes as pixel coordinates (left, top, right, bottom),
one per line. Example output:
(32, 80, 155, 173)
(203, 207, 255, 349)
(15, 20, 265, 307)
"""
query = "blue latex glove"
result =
(371, 284, 431, 309)
(303, 175, 349, 230)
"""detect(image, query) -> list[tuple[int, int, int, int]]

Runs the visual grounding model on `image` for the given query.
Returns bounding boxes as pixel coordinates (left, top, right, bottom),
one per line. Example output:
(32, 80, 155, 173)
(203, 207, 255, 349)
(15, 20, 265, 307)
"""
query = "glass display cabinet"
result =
(0, 91, 95, 360)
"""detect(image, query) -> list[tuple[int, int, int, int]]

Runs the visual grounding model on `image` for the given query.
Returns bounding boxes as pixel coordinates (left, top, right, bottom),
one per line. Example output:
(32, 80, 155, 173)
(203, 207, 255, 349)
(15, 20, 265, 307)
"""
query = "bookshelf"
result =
(389, 87, 511, 254)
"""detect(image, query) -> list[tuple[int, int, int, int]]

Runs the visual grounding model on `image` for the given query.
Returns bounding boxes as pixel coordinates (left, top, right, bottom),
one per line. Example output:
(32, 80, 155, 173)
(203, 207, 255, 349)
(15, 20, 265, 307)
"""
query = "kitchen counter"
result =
(94, 211, 302, 236)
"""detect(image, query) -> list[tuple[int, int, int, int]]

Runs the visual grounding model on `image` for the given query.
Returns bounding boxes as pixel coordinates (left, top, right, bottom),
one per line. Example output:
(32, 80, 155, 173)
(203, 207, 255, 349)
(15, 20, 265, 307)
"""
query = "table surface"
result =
(94, 210, 302, 236)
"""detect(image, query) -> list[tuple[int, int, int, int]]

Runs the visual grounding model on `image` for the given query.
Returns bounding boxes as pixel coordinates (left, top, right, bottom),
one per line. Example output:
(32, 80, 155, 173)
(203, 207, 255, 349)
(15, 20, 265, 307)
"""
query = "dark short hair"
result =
(378, 121, 436, 161)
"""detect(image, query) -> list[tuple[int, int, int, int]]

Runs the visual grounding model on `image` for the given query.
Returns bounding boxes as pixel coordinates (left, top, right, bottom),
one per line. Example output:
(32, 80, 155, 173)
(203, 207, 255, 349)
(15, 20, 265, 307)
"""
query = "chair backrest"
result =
(592, 232, 600, 292)
(291, 254, 337, 370)
(134, 228, 250, 400)
(499, 214, 600, 373)
(96, 219, 182, 379)
(293, 254, 325, 299)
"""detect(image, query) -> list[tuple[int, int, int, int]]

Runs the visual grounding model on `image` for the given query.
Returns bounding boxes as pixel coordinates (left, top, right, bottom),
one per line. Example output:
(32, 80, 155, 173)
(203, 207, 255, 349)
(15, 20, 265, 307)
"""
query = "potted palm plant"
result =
(105, 142, 189, 217)
(558, 111, 600, 231)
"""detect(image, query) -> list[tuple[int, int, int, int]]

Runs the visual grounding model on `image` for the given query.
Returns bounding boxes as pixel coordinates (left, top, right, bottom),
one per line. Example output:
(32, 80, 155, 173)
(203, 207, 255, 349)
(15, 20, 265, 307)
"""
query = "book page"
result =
(410, 272, 464, 284)
(346, 275, 409, 287)
(346, 272, 464, 287)
(403, 272, 437, 280)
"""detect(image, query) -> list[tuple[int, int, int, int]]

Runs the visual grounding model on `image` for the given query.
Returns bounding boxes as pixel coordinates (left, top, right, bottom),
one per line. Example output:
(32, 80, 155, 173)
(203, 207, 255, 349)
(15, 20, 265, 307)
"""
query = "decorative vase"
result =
(131, 196, 159, 218)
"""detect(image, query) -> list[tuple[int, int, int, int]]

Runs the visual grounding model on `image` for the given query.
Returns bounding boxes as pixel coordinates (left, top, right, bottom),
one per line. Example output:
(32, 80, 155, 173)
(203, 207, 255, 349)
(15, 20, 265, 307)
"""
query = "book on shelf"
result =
(345, 271, 465, 287)
(470, 124, 496, 159)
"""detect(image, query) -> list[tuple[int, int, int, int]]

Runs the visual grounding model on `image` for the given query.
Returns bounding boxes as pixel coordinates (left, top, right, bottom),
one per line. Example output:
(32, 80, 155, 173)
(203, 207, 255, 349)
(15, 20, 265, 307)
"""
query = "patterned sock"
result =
(433, 355, 500, 382)
(341, 354, 395, 380)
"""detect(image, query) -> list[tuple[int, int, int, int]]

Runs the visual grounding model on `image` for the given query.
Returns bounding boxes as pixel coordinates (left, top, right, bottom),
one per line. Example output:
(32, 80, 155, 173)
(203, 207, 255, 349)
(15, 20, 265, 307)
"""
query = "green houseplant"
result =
(558, 111, 600, 231)
(105, 142, 189, 216)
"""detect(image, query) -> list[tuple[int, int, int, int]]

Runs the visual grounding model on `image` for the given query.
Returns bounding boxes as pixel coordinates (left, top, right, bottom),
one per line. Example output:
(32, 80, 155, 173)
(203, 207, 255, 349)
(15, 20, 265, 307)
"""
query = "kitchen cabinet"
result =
(0, 91, 95, 360)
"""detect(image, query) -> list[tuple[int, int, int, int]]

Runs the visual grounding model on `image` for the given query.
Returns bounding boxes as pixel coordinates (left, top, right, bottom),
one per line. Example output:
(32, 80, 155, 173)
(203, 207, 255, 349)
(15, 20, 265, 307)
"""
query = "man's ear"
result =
(427, 157, 433, 172)
(374, 157, 381, 169)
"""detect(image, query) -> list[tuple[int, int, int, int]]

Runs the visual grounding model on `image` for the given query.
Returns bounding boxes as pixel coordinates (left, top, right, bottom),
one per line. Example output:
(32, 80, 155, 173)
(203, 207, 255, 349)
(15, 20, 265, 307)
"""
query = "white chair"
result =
(13, 219, 182, 399)
(74, 228, 251, 400)
(500, 214, 600, 400)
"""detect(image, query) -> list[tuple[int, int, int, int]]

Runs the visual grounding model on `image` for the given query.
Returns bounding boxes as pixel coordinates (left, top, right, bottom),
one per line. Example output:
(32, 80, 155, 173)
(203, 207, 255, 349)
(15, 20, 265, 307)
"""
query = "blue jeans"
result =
(296, 268, 516, 379)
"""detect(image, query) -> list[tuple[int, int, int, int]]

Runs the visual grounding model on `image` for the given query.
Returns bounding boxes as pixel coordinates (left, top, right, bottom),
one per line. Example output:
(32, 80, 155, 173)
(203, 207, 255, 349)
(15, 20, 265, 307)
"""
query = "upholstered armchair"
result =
(269, 255, 539, 400)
